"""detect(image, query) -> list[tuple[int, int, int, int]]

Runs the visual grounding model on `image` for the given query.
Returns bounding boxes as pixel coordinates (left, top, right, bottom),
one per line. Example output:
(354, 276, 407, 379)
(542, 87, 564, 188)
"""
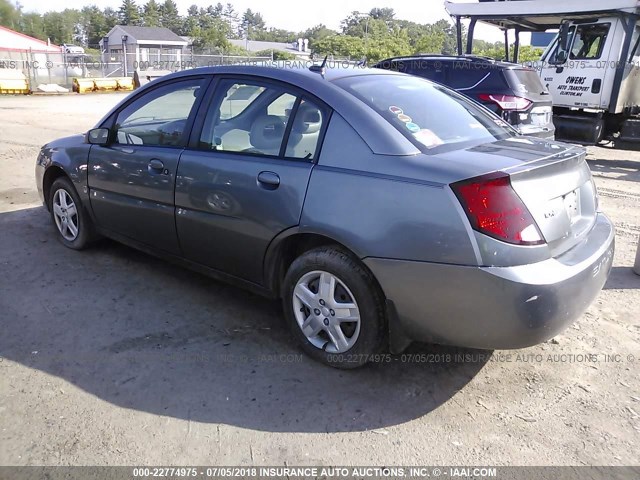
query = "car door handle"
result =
(257, 171, 280, 190)
(148, 159, 165, 174)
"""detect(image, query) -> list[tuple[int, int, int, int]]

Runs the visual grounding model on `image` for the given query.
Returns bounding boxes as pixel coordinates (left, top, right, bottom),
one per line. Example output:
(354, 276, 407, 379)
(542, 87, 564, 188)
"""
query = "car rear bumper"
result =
(364, 213, 614, 350)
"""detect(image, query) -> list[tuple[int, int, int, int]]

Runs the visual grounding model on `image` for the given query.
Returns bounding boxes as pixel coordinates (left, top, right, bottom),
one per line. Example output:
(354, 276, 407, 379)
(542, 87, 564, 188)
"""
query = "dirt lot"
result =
(0, 94, 639, 467)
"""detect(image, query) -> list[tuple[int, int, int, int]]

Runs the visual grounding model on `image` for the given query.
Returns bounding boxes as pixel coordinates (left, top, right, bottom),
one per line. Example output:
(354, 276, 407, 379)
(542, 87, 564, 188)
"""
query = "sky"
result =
(14, 0, 508, 42)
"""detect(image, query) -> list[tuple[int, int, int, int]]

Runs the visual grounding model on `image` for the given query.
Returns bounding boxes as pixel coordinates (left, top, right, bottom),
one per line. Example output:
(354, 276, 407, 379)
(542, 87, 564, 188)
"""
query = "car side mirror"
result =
(86, 128, 110, 145)
(556, 50, 568, 64)
(559, 22, 571, 52)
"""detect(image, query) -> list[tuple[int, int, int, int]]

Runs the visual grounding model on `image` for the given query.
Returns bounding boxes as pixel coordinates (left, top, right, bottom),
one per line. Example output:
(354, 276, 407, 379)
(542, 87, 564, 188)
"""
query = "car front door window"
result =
(114, 79, 204, 147)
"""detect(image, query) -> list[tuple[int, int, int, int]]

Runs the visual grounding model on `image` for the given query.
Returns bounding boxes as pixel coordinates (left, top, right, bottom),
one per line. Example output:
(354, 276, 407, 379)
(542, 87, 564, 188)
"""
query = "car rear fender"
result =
(300, 164, 479, 266)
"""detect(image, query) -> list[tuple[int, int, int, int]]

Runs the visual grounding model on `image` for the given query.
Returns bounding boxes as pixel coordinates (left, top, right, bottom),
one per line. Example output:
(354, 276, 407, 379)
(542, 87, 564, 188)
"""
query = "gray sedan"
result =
(35, 65, 614, 368)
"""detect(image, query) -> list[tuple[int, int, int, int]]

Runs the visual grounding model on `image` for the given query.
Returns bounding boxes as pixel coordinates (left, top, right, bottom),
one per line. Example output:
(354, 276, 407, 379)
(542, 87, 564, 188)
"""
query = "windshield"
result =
(334, 74, 515, 154)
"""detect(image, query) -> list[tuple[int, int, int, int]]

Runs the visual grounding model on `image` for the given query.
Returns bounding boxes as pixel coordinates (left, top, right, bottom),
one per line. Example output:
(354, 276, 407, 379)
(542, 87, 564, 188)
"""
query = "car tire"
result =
(48, 177, 96, 250)
(282, 246, 387, 369)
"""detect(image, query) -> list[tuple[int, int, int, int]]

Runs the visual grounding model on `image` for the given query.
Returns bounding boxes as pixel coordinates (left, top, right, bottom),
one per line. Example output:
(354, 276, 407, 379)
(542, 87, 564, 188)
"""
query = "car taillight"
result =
(478, 94, 532, 111)
(451, 173, 545, 246)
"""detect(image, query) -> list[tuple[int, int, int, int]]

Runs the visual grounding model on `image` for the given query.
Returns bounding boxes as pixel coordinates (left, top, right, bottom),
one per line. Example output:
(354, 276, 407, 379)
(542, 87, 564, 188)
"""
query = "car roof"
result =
(145, 63, 421, 157)
(165, 62, 401, 85)
(375, 55, 522, 70)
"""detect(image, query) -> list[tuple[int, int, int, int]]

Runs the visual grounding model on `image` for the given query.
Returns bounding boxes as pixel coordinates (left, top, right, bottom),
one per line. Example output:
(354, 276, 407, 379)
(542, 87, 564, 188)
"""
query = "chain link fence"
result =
(0, 48, 123, 89)
(0, 48, 331, 91)
(0, 48, 274, 90)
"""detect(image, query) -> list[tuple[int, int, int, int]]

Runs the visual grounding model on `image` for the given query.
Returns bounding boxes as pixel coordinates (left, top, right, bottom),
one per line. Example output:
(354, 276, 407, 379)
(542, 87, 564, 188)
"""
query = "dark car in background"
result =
(36, 65, 611, 369)
(374, 55, 555, 139)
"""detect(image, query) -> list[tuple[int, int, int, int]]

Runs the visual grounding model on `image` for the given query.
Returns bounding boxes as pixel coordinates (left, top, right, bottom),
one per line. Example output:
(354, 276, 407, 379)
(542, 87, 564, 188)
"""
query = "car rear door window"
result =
(114, 78, 205, 147)
(199, 80, 328, 161)
(199, 81, 295, 156)
(284, 98, 326, 160)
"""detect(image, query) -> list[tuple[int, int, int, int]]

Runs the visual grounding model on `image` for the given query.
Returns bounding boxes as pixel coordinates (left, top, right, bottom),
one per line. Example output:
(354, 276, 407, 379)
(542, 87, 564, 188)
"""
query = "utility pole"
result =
(355, 12, 371, 60)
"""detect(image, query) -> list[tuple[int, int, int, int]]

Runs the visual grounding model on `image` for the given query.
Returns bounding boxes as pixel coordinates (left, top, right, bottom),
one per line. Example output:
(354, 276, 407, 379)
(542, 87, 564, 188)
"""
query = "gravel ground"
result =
(0, 94, 638, 466)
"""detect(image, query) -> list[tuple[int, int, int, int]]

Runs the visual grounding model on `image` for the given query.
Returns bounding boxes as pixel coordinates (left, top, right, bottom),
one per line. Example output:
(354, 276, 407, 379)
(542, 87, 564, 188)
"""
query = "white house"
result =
(99, 25, 189, 75)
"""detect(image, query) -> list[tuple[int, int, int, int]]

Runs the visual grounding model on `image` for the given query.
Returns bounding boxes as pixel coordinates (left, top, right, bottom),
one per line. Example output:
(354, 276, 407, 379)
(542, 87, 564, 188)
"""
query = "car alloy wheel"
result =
(292, 270, 361, 353)
(52, 188, 79, 241)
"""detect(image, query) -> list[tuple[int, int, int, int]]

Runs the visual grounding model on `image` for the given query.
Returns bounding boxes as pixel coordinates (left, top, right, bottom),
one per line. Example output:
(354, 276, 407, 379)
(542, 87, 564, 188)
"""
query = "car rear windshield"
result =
(505, 69, 548, 99)
(334, 74, 514, 154)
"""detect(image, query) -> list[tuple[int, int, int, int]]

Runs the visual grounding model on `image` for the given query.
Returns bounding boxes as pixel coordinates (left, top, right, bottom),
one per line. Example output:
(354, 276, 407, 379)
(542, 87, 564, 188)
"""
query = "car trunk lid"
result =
(503, 142, 596, 257)
(438, 136, 597, 257)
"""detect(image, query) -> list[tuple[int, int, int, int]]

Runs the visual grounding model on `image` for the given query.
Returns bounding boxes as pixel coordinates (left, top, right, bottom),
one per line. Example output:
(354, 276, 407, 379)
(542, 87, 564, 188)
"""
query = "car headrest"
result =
(292, 103, 322, 135)
(250, 115, 286, 150)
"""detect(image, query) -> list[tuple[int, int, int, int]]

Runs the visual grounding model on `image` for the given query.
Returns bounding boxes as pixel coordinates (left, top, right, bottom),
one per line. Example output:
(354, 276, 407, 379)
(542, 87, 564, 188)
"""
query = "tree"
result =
(241, 8, 265, 39)
(19, 12, 45, 40)
(103, 7, 119, 32)
(222, 2, 240, 38)
(413, 31, 445, 54)
(189, 16, 230, 53)
(472, 41, 543, 63)
(118, 0, 141, 26)
(431, 19, 458, 55)
(143, 0, 161, 27)
(0, 0, 20, 29)
(160, 0, 181, 32)
(79, 6, 107, 46)
(252, 27, 296, 43)
(254, 48, 296, 60)
(517, 45, 544, 63)
(41, 9, 81, 45)
(181, 4, 199, 35)
(369, 7, 395, 24)
(301, 24, 336, 50)
(313, 35, 366, 60)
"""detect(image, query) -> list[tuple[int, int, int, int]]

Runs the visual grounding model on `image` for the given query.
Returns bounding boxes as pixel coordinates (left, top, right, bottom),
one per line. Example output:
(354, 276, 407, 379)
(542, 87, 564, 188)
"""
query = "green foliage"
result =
(312, 32, 411, 63)
(118, 0, 141, 26)
(160, 0, 181, 32)
(19, 12, 45, 41)
(413, 32, 445, 55)
(254, 49, 296, 60)
(472, 41, 544, 63)
(242, 8, 265, 39)
(189, 16, 230, 53)
(0, 0, 20, 30)
(143, 0, 161, 27)
(302, 24, 335, 48)
(313, 35, 366, 60)
(223, 43, 249, 55)
(317, 9, 463, 61)
(79, 5, 117, 46)
(41, 9, 82, 45)
(252, 28, 296, 43)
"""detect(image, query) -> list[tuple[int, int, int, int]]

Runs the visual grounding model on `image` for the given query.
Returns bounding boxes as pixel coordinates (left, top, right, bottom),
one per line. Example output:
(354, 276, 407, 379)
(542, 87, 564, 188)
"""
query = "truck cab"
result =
(538, 16, 640, 142)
